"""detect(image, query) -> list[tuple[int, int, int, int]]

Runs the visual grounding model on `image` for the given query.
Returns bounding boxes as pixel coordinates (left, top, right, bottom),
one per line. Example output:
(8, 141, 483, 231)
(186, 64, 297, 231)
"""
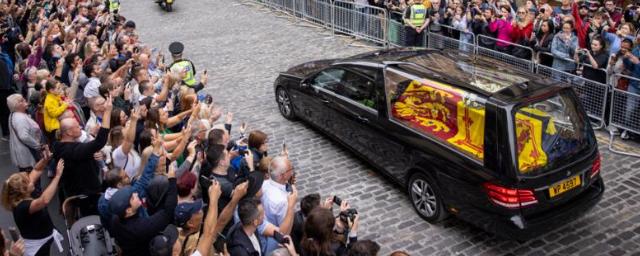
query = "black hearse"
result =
(273, 49, 604, 240)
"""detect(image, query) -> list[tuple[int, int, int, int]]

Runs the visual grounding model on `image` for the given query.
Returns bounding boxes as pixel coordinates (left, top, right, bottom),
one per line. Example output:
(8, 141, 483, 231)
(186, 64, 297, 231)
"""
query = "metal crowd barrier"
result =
(387, 11, 407, 47)
(299, 0, 333, 28)
(609, 74, 640, 157)
(332, 1, 387, 45)
(427, 24, 474, 54)
(475, 34, 535, 73)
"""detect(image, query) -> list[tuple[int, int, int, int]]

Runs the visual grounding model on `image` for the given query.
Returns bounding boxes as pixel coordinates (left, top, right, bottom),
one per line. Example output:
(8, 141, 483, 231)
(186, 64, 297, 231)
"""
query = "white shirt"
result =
(248, 233, 262, 256)
(260, 180, 288, 226)
(83, 77, 101, 99)
(112, 145, 141, 179)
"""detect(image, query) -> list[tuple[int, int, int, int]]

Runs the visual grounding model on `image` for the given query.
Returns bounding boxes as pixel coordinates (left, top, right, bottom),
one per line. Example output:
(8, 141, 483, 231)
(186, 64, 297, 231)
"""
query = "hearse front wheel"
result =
(408, 172, 449, 222)
(276, 87, 296, 120)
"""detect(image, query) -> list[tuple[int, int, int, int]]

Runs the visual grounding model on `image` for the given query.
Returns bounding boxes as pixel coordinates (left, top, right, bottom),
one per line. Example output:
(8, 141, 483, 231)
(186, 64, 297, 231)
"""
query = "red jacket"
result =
(511, 21, 533, 43)
(572, 2, 589, 48)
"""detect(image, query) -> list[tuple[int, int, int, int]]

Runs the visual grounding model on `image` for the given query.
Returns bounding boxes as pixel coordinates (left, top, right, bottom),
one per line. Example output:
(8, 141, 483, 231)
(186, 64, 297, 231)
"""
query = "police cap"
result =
(168, 42, 184, 55)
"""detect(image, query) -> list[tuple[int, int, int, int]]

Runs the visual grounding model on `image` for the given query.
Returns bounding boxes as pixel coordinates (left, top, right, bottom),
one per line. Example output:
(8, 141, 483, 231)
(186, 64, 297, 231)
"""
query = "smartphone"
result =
(8, 227, 20, 242)
(333, 196, 343, 206)
(273, 231, 290, 244)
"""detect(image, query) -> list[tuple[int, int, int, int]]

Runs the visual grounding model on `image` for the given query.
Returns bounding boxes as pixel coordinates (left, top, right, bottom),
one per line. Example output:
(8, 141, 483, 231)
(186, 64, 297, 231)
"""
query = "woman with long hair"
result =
(575, 36, 609, 83)
(301, 208, 336, 256)
(1, 156, 64, 256)
(532, 19, 555, 66)
(551, 20, 579, 73)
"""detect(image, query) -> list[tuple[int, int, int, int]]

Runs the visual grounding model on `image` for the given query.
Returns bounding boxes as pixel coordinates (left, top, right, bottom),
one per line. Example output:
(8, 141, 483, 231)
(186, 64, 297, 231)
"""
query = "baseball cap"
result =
(108, 186, 135, 218)
(149, 224, 178, 256)
(174, 199, 204, 227)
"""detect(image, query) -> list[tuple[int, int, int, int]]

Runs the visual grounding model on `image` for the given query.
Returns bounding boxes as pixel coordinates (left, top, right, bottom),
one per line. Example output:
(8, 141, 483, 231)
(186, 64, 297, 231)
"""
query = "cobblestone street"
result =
(116, 0, 640, 255)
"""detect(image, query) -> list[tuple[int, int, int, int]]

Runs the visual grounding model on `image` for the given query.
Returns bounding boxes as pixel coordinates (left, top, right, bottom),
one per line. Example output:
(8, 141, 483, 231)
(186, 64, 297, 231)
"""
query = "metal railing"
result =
(475, 34, 535, 73)
(332, 1, 387, 45)
(427, 24, 475, 54)
(609, 74, 640, 157)
(248, 0, 640, 157)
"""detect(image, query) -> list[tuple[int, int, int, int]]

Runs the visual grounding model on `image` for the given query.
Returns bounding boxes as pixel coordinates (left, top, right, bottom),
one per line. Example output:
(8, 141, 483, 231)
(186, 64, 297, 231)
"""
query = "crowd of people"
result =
(0, 0, 416, 255)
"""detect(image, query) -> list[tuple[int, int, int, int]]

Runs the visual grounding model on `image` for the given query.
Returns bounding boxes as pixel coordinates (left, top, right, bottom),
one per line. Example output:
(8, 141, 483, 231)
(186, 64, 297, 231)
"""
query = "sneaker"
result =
(621, 130, 630, 140)
(608, 126, 620, 136)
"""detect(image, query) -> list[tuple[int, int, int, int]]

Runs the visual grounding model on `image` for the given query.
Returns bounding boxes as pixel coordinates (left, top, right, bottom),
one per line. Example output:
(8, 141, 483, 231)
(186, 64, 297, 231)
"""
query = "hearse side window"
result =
(313, 68, 378, 110)
(312, 68, 345, 92)
(384, 68, 486, 161)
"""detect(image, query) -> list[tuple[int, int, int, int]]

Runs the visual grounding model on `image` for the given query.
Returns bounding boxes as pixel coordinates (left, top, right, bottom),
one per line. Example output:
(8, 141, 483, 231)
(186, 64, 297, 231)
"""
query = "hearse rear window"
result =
(385, 68, 486, 161)
(513, 92, 595, 175)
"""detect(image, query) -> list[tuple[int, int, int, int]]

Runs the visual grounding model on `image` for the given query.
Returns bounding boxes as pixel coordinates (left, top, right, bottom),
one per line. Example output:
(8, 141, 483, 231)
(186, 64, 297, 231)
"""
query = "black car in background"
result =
(273, 49, 604, 240)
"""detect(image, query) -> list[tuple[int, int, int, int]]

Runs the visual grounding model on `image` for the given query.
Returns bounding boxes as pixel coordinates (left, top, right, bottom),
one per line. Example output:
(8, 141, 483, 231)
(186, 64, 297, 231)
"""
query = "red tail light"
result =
(483, 183, 538, 209)
(590, 152, 601, 179)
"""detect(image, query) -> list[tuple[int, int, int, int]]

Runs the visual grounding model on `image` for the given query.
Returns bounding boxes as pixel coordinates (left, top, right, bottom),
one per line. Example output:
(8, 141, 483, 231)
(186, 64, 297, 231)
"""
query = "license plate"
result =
(549, 175, 581, 198)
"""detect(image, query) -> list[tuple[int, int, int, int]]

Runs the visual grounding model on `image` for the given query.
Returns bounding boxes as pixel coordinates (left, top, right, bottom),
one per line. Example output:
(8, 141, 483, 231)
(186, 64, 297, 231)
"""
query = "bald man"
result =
(53, 97, 113, 214)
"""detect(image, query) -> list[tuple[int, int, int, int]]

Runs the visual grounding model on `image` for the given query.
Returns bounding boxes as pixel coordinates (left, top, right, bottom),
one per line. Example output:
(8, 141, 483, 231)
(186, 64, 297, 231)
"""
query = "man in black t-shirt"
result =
(201, 144, 248, 252)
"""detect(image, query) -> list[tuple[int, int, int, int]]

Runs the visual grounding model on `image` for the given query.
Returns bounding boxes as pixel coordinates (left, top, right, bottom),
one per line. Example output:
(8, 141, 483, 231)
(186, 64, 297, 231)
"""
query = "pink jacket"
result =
(488, 19, 513, 47)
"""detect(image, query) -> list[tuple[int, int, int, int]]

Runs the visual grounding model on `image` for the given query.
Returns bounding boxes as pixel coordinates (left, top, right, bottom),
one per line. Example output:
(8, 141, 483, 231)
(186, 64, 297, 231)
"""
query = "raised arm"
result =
(214, 181, 248, 236)
(195, 181, 221, 256)
(29, 160, 64, 214)
(121, 108, 140, 155)
(277, 185, 298, 235)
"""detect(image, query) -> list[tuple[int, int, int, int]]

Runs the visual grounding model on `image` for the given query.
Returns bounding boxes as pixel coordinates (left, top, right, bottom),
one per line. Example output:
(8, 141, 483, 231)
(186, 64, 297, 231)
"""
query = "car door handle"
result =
(357, 115, 369, 123)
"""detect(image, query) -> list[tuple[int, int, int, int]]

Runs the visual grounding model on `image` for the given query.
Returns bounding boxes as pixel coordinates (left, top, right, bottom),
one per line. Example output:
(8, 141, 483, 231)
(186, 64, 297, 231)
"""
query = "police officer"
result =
(168, 42, 205, 92)
(403, 0, 430, 47)
(107, 0, 120, 14)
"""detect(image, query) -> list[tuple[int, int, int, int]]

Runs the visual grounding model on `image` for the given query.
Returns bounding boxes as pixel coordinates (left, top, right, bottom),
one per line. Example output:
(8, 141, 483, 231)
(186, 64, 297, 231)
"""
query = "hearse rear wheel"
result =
(408, 172, 449, 222)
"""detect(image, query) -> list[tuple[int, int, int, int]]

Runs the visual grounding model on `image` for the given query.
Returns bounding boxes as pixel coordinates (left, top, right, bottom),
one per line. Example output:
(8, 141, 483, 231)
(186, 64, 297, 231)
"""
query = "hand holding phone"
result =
(9, 227, 20, 242)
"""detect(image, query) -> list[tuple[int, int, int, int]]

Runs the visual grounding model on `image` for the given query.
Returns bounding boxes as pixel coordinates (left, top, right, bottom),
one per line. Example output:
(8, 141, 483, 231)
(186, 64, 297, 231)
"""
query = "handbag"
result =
(9, 113, 42, 161)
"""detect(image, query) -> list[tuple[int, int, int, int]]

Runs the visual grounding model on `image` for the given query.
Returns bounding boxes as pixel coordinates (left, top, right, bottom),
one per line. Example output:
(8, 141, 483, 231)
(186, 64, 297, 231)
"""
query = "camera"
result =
(539, 8, 545, 14)
(273, 232, 290, 245)
(577, 48, 589, 57)
(339, 208, 358, 224)
(333, 196, 358, 223)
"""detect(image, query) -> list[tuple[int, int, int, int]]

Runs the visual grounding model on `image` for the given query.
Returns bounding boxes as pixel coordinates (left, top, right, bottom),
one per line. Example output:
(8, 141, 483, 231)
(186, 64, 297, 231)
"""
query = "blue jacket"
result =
(551, 32, 578, 72)
(0, 51, 13, 90)
(622, 47, 640, 91)
(98, 154, 159, 229)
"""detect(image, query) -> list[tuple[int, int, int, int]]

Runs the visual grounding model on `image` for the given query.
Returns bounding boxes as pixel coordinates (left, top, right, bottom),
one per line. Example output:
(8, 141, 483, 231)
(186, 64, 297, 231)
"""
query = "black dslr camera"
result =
(333, 196, 358, 223)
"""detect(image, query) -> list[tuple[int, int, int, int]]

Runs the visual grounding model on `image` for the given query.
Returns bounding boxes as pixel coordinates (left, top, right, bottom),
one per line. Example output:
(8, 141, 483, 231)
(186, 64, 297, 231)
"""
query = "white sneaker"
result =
(621, 130, 630, 140)
(608, 126, 620, 136)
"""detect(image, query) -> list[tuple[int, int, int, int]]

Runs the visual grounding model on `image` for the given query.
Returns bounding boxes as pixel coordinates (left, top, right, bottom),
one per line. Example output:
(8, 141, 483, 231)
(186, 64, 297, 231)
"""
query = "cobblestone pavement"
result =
(0, 0, 639, 255)
(122, 0, 640, 255)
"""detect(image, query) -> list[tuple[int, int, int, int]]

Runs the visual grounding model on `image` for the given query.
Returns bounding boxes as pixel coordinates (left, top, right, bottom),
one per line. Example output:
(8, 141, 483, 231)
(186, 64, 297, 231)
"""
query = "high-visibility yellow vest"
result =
(170, 60, 196, 86)
(410, 4, 427, 27)
(109, 0, 120, 13)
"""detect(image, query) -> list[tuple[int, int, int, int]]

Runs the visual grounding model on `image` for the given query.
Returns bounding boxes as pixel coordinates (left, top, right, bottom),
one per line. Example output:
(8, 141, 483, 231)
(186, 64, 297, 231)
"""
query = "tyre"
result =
(276, 87, 296, 120)
(408, 172, 449, 222)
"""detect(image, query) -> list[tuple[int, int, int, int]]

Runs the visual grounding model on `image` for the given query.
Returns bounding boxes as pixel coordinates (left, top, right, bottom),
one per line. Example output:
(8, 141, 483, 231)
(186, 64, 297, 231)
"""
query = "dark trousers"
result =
(0, 89, 11, 136)
(405, 26, 424, 47)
